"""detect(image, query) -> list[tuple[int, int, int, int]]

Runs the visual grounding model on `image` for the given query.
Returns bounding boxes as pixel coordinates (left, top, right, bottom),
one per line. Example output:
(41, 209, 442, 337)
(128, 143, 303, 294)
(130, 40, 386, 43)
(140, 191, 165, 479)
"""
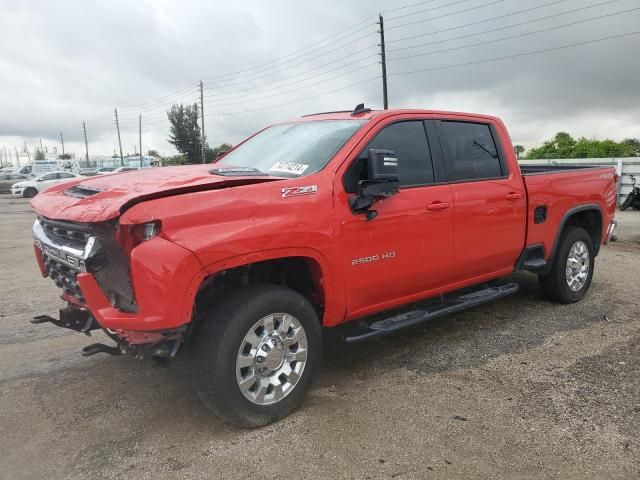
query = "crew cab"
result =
(29, 106, 617, 427)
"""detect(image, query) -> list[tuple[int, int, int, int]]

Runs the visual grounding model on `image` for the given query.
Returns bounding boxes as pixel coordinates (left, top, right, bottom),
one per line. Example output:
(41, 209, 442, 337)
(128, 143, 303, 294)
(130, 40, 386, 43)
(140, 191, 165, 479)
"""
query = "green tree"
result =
(34, 150, 46, 160)
(513, 145, 525, 159)
(58, 153, 72, 159)
(147, 149, 160, 157)
(206, 143, 233, 162)
(167, 103, 203, 164)
(621, 138, 640, 156)
(526, 132, 636, 159)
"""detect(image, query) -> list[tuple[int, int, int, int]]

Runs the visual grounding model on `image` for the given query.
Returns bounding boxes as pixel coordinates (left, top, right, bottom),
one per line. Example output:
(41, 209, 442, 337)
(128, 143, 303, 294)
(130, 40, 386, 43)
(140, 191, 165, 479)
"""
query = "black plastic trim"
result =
(549, 204, 603, 261)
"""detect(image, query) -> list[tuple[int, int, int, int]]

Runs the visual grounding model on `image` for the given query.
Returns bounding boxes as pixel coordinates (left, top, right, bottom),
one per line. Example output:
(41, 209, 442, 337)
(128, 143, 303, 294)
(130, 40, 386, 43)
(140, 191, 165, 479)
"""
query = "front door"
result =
(335, 118, 454, 317)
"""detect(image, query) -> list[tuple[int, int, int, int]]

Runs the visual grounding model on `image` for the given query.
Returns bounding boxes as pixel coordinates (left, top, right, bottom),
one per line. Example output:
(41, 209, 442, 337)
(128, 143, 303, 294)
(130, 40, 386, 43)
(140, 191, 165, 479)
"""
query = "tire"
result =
(23, 187, 37, 198)
(193, 284, 322, 428)
(620, 193, 634, 211)
(538, 226, 595, 304)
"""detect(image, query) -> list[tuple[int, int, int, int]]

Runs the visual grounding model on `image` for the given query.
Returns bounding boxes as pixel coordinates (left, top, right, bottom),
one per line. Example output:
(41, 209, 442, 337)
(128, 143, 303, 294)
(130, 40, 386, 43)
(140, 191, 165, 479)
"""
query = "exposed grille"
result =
(44, 256, 85, 304)
(37, 217, 138, 313)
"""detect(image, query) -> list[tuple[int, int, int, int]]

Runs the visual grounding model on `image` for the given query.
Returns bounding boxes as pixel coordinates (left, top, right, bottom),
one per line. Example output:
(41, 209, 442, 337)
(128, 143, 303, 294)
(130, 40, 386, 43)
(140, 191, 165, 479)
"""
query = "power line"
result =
(205, 76, 380, 117)
(385, 0, 504, 30)
(204, 49, 378, 100)
(385, 0, 492, 21)
(382, 0, 440, 15)
(389, 30, 640, 78)
(385, 0, 572, 43)
(204, 57, 379, 107)
(386, 0, 625, 53)
(200, 16, 377, 82)
(203, 30, 377, 90)
(387, 6, 640, 62)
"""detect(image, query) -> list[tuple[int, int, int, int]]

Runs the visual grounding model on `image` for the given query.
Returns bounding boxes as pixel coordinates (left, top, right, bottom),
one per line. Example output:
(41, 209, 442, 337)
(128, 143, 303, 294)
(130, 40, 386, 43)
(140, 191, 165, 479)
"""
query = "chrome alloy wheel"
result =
(566, 240, 589, 292)
(235, 313, 308, 405)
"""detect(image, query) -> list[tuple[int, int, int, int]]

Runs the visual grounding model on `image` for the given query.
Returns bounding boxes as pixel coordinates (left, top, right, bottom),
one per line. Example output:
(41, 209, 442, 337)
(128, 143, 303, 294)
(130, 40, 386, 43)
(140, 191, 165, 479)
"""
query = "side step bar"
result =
(344, 283, 519, 343)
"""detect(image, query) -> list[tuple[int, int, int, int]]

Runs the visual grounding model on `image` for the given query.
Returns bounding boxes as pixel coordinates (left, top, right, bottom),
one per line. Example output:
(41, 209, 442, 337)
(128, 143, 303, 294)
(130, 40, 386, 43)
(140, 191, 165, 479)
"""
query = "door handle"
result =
(505, 192, 522, 200)
(426, 202, 449, 211)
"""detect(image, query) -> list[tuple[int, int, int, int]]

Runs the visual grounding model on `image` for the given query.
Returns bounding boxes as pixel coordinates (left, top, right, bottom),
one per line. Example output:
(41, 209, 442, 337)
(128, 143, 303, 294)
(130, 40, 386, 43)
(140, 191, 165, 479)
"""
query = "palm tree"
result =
(514, 145, 525, 160)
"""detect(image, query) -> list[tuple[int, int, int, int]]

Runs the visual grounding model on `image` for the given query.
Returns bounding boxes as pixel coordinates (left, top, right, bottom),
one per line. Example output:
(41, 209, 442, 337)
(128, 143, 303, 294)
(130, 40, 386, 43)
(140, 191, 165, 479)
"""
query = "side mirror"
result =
(349, 149, 400, 220)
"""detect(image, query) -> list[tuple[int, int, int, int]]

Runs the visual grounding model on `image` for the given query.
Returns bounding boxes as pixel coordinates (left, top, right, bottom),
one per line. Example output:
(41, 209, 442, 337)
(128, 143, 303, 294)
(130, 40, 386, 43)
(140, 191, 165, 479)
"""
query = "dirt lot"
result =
(1, 194, 639, 480)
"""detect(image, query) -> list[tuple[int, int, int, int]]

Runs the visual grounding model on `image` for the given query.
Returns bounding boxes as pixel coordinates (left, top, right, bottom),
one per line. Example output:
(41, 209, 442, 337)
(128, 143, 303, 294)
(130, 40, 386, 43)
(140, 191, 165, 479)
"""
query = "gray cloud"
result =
(0, 0, 638, 159)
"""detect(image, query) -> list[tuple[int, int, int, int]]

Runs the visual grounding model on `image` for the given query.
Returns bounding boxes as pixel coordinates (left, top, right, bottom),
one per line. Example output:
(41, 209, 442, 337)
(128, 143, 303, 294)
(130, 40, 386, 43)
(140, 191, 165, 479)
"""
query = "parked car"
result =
(79, 168, 99, 176)
(95, 167, 115, 175)
(113, 166, 142, 173)
(29, 106, 617, 427)
(0, 173, 29, 193)
(11, 171, 81, 198)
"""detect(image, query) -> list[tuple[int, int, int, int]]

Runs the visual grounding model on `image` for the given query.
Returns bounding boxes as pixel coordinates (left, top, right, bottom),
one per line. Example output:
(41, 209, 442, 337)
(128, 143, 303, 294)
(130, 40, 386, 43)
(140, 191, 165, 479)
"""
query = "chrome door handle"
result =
(505, 193, 522, 200)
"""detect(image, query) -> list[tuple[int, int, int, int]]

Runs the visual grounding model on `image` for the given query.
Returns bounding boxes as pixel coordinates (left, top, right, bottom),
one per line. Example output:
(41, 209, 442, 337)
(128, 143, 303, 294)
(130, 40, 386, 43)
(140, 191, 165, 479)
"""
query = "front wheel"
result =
(193, 284, 322, 427)
(539, 226, 595, 304)
(23, 187, 37, 198)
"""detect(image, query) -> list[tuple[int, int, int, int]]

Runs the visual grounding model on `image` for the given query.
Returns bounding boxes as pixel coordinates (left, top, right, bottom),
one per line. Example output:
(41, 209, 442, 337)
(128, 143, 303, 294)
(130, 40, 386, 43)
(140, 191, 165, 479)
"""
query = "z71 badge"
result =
(281, 185, 318, 198)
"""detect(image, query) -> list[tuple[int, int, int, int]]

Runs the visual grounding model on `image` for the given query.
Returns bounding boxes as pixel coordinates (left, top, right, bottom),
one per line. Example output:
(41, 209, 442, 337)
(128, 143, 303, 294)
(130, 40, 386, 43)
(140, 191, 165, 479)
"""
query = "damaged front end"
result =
(31, 216, 186, 360)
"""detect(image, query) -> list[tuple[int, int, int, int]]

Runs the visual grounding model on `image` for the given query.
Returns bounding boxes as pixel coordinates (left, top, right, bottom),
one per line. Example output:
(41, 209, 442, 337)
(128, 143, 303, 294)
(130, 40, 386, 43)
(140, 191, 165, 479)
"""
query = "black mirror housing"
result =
(368, 149, 399, 182)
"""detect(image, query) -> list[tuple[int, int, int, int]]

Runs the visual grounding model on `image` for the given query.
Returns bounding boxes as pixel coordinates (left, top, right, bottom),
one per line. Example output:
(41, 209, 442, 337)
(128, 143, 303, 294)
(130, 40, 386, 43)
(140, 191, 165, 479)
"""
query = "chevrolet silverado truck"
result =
(30, 105, 618, 427)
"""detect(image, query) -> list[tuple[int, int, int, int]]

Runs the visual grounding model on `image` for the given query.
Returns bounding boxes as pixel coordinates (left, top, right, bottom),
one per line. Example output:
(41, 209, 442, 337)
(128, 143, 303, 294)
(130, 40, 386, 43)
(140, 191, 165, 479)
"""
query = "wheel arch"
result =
(191, 249, 343, 327)
(549, 204, 603, 262)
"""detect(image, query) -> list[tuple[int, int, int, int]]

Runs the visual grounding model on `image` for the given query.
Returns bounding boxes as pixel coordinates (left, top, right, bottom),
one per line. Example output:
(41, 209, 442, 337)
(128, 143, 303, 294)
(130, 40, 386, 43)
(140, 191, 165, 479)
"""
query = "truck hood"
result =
(31, 164, 283, 222)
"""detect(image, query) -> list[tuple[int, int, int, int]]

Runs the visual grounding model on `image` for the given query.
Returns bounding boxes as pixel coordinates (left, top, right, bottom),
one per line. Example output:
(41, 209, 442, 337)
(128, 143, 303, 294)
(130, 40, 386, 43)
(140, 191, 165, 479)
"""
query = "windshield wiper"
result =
(209, 167, 266, 176)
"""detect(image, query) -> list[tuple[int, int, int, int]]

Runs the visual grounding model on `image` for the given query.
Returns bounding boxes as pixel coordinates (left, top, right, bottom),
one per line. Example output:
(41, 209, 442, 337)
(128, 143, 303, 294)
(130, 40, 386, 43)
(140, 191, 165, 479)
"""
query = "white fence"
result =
(519, 157, 640, 206)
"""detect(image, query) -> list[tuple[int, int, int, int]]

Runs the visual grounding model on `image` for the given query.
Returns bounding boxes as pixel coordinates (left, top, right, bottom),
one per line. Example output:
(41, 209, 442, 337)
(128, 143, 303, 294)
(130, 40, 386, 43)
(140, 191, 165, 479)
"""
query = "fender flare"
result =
(189, 247, 345, 327)
(548, 203, 603, 263)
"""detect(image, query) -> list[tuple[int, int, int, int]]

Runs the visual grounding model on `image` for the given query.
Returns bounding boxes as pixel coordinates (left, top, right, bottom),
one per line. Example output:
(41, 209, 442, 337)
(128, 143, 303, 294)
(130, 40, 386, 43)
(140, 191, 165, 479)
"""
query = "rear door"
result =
(336, 118, 454, 315)
(434, 119, 526, 281)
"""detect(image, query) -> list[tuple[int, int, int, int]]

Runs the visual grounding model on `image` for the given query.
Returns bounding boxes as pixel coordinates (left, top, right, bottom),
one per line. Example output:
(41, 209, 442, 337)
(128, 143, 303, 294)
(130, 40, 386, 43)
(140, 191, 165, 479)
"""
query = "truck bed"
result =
(522, 165, 617, 260)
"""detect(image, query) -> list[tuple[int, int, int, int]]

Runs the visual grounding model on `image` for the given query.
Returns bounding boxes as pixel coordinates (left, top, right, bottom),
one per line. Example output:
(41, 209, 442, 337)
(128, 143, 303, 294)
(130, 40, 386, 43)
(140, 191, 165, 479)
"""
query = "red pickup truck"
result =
(31, 106, 617, 426)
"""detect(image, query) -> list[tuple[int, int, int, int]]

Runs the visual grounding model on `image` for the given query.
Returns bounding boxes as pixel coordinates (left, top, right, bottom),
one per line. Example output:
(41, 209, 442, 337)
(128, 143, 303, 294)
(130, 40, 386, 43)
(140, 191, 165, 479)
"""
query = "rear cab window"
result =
(437, 121, 505, 182)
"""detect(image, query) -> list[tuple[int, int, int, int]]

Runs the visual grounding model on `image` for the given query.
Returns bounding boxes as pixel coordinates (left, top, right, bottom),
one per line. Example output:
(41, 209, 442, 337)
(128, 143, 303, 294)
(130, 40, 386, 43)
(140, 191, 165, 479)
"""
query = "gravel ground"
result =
(1, 195, 639, 479)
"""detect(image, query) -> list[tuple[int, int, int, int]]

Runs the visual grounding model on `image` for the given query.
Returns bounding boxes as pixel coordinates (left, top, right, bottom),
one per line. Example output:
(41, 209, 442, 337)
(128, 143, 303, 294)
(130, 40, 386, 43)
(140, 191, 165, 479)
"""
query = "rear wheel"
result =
(539, 226, 594, 304)
(193, 284, 322, 427)
(23, 187, 37, 198)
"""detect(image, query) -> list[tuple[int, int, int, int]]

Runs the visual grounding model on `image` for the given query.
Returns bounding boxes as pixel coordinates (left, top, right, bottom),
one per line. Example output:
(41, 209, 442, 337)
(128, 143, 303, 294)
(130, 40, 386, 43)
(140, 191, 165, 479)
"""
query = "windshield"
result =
(215, 119, 366, 177)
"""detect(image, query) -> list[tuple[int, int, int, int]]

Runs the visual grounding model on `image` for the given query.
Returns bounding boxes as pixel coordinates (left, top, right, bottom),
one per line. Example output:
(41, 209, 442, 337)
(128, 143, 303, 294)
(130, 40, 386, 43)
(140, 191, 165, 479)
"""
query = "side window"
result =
(344, 121, 434, 193)
(439, 121, 502, 181)
(40, 173, 56, 181)
(58, 173, 74, 179)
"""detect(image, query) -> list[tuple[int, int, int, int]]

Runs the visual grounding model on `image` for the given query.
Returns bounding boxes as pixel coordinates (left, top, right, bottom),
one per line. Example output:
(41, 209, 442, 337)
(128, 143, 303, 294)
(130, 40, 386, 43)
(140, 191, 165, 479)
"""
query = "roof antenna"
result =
(351, 103, 371, 116)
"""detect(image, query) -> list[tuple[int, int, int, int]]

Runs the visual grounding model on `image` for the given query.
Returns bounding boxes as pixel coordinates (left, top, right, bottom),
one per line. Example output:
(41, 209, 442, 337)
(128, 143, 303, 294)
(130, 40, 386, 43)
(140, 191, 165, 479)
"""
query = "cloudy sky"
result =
(1, 0, 639, 162)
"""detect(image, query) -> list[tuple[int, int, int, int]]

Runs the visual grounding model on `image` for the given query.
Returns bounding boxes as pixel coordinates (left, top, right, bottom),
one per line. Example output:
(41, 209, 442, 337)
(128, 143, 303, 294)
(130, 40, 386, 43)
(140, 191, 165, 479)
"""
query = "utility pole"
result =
(378, 14, 389, 110)
(24, 142, 31, 162)
(15, 147, 21, 167)
(200, 80, 206, 163)
(82, 121, 90, 165)
(114, 108, 124, 166)
(139, 114, 143, 168)
(39, 138, 44, 155)
(60, 132, 65, 156)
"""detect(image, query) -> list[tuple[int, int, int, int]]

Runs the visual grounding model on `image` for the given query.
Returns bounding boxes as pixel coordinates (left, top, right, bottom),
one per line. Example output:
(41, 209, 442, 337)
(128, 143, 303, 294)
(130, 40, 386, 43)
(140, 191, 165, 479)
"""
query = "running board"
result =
(344, 283, 519, 343)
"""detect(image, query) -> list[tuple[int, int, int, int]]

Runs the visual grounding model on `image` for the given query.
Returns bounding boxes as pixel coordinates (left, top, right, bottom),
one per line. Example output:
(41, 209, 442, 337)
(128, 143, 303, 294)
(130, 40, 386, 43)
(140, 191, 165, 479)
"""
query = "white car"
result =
(11, 171, 81, 198)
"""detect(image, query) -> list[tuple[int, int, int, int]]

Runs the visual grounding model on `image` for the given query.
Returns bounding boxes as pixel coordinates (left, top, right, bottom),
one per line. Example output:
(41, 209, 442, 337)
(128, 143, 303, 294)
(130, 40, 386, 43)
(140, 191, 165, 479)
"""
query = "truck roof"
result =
(291, 108, 501, 123)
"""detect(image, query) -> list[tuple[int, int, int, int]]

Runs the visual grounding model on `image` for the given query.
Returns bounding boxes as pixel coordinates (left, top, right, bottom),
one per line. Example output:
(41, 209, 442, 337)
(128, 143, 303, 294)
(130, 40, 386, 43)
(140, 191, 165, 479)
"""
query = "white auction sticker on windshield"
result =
(269, 162, 309, 175)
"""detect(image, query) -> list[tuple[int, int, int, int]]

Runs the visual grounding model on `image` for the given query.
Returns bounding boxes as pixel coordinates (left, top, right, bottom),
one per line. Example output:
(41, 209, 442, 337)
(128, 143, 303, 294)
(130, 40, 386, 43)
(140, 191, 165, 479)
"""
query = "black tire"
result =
(620, 193, 634, 211)
(193, 284, 322, 428)
(23, 187, 37, 198)
(538, 226, 595, 304)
